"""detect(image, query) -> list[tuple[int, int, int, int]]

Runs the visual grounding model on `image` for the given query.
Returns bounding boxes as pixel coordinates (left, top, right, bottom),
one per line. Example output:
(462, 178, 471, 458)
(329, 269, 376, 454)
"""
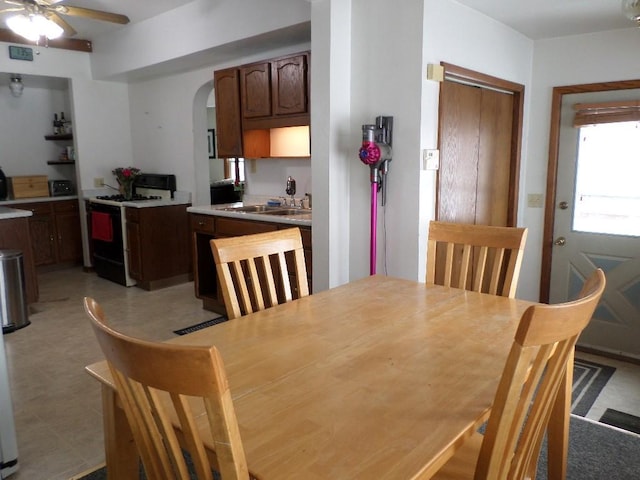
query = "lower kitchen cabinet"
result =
(13, 199, 82, 268)
(125, 205, 192, 291)
(0, 216, 38, 303)
(190, 213, 312, 314)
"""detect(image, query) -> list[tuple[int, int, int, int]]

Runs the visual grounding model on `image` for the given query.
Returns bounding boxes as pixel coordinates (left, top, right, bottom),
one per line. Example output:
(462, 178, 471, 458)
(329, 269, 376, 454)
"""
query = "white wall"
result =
(349, 0, 425, 282)
(341, 0, 534, 288)
(90, 0, 311, 80)
(420, 0, 535, 294)
(126, 41, 310, 208)
(0, 83, 70, 180)
(524, 27, 640, 301)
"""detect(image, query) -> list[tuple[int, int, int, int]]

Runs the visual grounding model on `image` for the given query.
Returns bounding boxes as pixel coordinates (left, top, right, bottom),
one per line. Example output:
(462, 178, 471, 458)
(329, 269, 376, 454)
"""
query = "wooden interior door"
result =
(437, 64, 523, 228)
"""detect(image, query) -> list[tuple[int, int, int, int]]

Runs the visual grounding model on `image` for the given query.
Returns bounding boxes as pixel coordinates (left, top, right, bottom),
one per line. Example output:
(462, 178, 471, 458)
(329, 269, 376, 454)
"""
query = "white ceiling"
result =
(0, 0, 636, 43)
(0, 0, 195, 40)
(455, 0, 635, 40)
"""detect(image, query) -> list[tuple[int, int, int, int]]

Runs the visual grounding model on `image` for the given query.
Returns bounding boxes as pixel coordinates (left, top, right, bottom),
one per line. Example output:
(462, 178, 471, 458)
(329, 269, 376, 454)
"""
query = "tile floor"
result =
(3, 267, 215, 480)
(3, 267, 640, 479)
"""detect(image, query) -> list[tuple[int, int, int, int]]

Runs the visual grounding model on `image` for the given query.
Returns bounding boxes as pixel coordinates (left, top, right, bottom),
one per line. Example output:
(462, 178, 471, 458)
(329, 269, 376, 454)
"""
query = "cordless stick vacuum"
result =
(358, 116, 393, 275)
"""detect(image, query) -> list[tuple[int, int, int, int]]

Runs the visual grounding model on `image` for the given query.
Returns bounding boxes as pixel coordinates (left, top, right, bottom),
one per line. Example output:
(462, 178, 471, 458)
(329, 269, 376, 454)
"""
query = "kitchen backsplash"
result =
(210, 157, 311, 199)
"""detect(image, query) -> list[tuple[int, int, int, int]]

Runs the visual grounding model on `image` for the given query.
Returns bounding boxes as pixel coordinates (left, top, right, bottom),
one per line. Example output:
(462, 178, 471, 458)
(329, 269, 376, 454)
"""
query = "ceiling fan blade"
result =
(2, 0, 26, 6)
(47, 11, 76, 36)
(0, 7, 26, 13)
(52, 5, 129, 24)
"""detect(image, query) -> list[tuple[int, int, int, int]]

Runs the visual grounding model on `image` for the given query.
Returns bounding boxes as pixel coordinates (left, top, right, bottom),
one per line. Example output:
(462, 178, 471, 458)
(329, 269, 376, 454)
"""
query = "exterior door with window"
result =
(549, 94, 640, 358)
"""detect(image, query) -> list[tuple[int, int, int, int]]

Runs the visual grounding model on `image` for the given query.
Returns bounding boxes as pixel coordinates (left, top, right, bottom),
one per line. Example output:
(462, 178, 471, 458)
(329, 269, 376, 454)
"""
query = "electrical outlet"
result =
(94, 177, 104, 188)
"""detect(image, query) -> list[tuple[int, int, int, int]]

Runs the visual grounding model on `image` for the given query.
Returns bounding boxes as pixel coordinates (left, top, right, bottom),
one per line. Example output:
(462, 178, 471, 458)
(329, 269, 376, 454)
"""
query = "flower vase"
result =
(120, 181, 134, 200)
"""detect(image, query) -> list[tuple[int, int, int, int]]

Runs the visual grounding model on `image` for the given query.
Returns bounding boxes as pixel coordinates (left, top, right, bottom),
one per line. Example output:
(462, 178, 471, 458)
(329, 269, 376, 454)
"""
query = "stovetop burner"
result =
(95, 194, 162, 202)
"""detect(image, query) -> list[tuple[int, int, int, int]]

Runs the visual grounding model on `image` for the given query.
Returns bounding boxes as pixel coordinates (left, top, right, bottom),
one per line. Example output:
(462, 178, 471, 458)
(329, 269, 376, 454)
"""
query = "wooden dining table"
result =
(85, 275, 570, 479)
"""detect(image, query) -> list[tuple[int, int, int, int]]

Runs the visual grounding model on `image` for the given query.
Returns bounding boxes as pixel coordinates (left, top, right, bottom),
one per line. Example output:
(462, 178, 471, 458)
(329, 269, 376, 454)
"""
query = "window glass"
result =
(574, 121, 640, 236)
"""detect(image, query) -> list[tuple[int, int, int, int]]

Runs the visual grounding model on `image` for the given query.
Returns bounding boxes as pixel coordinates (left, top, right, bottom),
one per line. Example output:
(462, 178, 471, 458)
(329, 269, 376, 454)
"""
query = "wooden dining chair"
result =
(431, 268, 606, 480)
(210, 227, 309, 319)
(426, 221, 528, 298)
(83, 297, 253, 480)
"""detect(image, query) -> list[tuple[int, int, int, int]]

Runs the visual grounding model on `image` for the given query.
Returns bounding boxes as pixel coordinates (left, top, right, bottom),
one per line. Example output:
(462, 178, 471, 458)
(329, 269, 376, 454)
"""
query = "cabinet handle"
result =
(50, 235, 54, 242)
(198, 221, 205, 226)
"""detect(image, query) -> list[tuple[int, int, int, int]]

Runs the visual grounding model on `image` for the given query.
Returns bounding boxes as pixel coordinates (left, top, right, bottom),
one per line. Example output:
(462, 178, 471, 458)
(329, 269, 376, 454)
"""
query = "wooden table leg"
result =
(547, 349, 573, 480)
(101, 385, 139, 480)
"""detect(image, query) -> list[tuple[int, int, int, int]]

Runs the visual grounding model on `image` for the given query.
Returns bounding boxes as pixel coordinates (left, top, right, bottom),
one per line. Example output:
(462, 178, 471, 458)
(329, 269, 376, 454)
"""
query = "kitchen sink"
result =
(259, 208, 312, 216)
(220, 205, 283, 213)
(220, 205, 311, 216)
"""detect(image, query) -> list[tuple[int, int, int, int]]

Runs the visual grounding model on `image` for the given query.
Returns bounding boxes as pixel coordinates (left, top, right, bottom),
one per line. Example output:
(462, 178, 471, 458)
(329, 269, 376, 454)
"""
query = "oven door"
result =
(88, 202, 130, 286)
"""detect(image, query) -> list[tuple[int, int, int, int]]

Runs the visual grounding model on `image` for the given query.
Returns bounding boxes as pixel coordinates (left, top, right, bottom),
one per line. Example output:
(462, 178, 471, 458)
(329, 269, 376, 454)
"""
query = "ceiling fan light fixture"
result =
(622, 0, 640, 24)
(6, 13, 64, 41)
(9, 75, 23, 98)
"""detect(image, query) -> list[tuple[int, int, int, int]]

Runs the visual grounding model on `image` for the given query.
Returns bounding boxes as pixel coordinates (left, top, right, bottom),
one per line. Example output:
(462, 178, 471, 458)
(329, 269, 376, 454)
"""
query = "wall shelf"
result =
(47, 161, 75, 165)
(44, 134, 73, 141)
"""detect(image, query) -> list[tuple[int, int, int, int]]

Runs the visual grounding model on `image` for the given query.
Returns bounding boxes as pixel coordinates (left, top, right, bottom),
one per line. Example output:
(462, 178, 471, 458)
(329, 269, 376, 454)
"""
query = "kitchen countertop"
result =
(0, 206, 33, 220)
(0, 195, 78, 206)
(187, 202, 312, 227)
(117, 198, 192, 208)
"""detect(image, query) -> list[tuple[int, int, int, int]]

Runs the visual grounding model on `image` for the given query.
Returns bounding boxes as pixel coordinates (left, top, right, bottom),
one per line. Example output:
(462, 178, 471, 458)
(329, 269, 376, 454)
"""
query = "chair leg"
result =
(102, 386, 139, 480)
(546, 350, 573, 480)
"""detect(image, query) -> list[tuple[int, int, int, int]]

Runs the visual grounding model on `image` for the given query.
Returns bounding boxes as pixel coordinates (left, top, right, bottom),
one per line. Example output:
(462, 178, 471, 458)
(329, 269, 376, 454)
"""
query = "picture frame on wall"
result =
(207, 129, 216, 158)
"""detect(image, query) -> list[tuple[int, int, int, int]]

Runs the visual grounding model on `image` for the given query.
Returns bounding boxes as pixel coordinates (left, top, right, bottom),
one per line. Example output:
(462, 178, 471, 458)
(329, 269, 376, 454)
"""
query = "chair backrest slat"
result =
(84, 297, 251, 480)
(426, 221, 528, 298)
(210, 228, 309, 319)
(475, 269, 605, 479)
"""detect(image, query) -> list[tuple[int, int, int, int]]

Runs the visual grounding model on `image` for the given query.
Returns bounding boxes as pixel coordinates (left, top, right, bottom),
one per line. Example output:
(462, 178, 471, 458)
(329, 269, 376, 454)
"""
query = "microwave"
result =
(49, 180, 74, 197)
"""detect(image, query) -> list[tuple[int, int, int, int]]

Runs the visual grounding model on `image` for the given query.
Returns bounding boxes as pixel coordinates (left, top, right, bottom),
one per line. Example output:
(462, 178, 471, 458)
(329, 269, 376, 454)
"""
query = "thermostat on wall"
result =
(8, 46, 33, 61)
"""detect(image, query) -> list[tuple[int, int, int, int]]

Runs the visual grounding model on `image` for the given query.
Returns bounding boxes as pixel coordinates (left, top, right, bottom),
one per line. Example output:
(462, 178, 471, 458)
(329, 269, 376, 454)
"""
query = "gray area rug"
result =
(537, 414, 640, 480)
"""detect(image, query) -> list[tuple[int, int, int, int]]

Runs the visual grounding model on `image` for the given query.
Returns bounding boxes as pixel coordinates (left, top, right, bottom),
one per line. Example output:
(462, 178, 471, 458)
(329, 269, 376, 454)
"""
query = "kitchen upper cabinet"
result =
(240, 62, 271, 118)
(241, 52, 310, 130)
(214, 51, 310, 158)
(272, 53, 308, 117)
(214, 68, 243, 158)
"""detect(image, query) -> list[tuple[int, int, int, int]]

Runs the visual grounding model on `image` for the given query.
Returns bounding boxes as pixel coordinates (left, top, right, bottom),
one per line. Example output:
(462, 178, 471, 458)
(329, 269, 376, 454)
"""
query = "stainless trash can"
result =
(0, 250, 30, 333)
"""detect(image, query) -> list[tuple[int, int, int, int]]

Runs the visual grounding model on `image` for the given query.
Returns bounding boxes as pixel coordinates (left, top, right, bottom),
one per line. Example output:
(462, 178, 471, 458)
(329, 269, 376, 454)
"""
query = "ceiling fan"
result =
(0, 0, 129, 39)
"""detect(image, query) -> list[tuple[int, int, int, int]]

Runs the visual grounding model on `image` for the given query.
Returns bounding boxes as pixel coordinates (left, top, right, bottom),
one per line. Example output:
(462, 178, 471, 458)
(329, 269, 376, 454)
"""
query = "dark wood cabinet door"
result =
(271, 53, 308, 116)
(126, 219, 142, 280)
(14, 202, 55, 266)
(240, 62, 271, 119)
(214, 68, 243, 158)
(54, 200, 82, 263)
(0, 217, 39, 303)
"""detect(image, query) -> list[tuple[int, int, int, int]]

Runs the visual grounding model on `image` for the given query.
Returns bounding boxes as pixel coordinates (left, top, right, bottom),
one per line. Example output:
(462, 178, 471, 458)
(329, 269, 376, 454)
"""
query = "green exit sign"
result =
(8, 46, 33, 61)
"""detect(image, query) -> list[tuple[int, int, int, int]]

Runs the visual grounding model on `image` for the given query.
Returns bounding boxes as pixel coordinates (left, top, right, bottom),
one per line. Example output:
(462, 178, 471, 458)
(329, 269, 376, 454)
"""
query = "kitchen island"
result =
(187, 203, 311, 313)
(0, 206, 38, 304)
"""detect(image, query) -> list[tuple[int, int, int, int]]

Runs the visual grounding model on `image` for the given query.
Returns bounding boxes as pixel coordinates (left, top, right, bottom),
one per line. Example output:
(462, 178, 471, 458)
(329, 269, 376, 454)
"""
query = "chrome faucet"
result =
(286, 176, 297, 207)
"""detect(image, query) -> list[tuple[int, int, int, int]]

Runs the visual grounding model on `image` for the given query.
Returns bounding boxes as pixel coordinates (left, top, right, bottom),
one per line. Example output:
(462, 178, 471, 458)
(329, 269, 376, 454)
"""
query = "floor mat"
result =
(599, 408, 640, 435)
(572, 357, 616, 416)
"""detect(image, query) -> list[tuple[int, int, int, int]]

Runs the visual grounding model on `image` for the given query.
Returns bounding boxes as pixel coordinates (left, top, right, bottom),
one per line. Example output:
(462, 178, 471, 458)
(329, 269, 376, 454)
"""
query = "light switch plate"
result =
(527, 193, 544, 208)
(423, 149, 440, 170)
